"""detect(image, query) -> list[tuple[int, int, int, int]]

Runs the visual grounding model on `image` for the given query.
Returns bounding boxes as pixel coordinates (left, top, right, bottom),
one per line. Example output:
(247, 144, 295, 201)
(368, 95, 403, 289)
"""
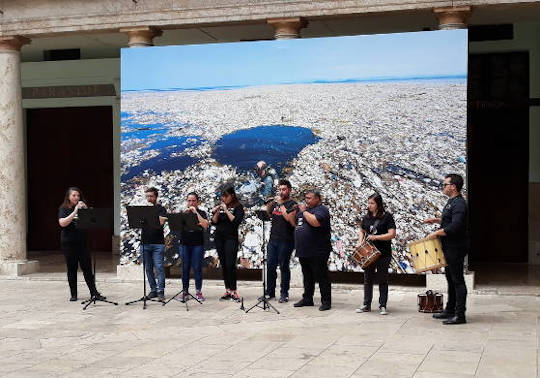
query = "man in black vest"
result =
(424, 174, 469, 325)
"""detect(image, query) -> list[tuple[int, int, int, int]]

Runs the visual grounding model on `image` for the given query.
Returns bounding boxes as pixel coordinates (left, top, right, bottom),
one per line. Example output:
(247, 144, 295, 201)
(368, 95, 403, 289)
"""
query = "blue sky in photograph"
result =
(121, 29, 467, 91)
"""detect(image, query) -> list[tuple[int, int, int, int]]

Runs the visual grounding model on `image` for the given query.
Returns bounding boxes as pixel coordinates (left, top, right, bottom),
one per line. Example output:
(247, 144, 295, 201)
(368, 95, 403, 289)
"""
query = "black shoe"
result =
(157, 292, 165, 302)
(69, 296, 78, 302)
(146, 291, 158, 300)
(319, 303, 331, 311)
(293, 299, 314, 307)
(433, 311, 455, 319)
(265, 294, 275, 300)
(443, 316, 467, 325)
(92, 292, 106, 301)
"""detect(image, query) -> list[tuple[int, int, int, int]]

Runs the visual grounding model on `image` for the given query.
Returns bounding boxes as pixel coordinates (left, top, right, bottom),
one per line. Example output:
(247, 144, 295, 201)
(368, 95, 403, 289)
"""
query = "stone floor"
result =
(0, 276, 538, 377)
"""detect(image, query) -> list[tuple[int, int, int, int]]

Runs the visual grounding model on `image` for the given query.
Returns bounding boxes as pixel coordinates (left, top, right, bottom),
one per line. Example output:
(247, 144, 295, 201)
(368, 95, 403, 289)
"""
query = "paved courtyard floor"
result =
(0, 276, 538, 378)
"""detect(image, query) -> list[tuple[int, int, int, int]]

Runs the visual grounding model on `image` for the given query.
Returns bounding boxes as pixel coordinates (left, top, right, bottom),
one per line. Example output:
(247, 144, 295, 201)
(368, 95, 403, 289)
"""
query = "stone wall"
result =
(0, 0, 536, 37)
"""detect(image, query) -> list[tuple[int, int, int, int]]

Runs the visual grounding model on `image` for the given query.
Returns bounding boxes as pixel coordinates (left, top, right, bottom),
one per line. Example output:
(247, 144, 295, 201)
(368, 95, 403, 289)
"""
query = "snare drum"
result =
(351, 240, 381, 269)
(417, 291, 443, 313)
(408, 237, 447, 273)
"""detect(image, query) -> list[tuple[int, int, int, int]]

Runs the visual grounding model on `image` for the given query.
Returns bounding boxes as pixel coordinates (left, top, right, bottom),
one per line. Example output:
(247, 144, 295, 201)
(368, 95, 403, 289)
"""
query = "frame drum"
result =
(408, 237, 447, 273)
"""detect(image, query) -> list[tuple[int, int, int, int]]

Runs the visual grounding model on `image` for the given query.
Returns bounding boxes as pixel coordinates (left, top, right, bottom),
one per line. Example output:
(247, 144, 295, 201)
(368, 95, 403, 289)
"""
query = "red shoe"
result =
(220, 291, 231, 300)
(196, 291, 206, 302)
(231, 291, 241, 302)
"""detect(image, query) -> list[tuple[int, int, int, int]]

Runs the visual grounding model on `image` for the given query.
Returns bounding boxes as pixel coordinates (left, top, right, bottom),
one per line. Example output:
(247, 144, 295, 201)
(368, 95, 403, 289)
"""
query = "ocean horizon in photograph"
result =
(120, 30, 467, 272)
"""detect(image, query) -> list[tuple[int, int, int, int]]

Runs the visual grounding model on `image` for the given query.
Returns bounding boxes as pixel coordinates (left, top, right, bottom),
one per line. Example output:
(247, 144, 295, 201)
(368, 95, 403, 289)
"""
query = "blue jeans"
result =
(181, 244, 205, 291)
(266, 239, 294, 297)
(141, 244, 165, 293)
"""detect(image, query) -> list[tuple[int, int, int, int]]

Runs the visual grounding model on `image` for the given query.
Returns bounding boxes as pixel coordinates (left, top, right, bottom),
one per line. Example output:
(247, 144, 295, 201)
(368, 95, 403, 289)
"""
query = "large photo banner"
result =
(120, 30, 467, 273)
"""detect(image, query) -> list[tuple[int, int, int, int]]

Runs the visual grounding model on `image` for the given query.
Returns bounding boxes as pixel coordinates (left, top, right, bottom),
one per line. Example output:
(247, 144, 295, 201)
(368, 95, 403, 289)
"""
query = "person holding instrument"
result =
(58, 187, 105, 302)
(293, 190, 332, 311)
(211, 186, 245, 302)
(180, 192, 209, 302)
(424, 173, 468, 325)
(265, 179, 297, 303)
(141, 187, 168, 302)
(356, 193, 396, 315)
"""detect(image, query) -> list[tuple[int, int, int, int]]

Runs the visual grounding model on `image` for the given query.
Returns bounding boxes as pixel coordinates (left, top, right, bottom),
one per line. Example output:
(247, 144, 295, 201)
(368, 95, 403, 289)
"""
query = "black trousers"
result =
(299, 254, 331, 305)
(215, 237, 239, 291)
(363, 253, 391, 308)
(444, 247, 468, 317)
(61, 241, 97, 297)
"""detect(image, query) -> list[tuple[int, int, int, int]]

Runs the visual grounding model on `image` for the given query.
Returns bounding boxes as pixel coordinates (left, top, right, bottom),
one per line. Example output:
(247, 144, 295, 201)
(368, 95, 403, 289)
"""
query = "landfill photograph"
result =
(120, 29, 468, 273)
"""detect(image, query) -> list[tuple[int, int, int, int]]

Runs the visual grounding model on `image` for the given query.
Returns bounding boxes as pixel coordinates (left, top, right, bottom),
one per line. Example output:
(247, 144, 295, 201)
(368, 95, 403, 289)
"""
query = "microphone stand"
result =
(245, 209, 280, 314)
(124, 206, 162, 309)
(162, 212, 203, 311)
(76, 208, 118, 310)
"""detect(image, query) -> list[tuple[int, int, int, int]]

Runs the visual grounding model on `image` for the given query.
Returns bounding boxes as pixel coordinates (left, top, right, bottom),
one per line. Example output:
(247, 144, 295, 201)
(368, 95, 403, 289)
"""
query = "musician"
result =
(141, 187, 167, 302)
(58, 187, 105, 302)
(265, 179, 297, 303)
(424, 174, 468, 325)
(293, 190, 332, 311)
(180, 192, 209, 302)
(356, 193, 396, 315)
(211, 186, 245, 302)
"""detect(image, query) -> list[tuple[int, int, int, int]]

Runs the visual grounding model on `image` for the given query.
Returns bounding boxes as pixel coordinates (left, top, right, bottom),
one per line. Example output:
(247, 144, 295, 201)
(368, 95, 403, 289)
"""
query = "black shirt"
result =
(294, 204, 332, 257)
(181, 209, 208, 246)
(58, 206, 87, 244)
(141, 204, 167, 245)
(269, 200, 297, 242)
(440, 195, 468, 250)
(361, 212, 396, 255)
(213, 204, 245, 241)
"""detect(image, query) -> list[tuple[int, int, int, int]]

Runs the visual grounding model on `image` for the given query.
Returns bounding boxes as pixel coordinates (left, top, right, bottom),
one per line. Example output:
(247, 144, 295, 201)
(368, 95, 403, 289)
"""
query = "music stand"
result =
(124, 206, 161, 309)
(77, 208, 118, 310)
(162, 213, 203, 311)
(245, 210, 279, 314)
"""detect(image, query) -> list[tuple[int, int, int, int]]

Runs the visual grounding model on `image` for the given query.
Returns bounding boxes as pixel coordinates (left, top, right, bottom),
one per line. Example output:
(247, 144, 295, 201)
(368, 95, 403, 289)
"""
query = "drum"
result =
(418, 290, 443, 313)
(408, 237, 447, 273)
(351, 240, 381, 269)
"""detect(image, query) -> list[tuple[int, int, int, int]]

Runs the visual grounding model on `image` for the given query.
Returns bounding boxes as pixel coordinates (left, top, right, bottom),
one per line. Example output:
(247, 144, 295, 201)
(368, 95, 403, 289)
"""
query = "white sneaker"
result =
(379, 306, 388, 315)
(356, 305, 371, 313)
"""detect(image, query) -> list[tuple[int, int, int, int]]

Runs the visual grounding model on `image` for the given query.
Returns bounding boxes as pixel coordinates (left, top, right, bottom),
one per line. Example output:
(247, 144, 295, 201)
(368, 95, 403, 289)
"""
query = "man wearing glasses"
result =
(141, 187, 168, 302)
(424, 174, 468, 325)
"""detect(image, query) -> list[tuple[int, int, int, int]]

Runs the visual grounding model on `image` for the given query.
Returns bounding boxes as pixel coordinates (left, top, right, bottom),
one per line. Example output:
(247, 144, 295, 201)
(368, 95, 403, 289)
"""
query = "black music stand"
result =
(77, 208, 118, 310)
(245, 210, 279, 314)
(124, 206, 161, 309)
(162, 212, 203, 311)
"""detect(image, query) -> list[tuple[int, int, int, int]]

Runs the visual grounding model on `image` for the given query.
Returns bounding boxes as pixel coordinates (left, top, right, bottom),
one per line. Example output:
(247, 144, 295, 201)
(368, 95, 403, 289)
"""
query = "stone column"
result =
(0, 36, 39, 276)
(120, 26, 163, 47)
(267, 17, 308, 39)
(433, 6, 472, 30)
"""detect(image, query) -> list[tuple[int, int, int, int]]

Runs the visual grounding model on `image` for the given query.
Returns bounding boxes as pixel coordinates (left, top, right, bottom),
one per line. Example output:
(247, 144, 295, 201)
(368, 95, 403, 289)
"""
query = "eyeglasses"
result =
(442, 183, 454, 188)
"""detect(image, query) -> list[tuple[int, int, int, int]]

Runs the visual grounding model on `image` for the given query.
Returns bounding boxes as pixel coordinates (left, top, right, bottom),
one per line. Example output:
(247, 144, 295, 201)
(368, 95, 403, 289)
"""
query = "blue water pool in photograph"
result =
(120, 112, 171, 141)
(122, 135, 204, 180)
(214, 125, 320, 173)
